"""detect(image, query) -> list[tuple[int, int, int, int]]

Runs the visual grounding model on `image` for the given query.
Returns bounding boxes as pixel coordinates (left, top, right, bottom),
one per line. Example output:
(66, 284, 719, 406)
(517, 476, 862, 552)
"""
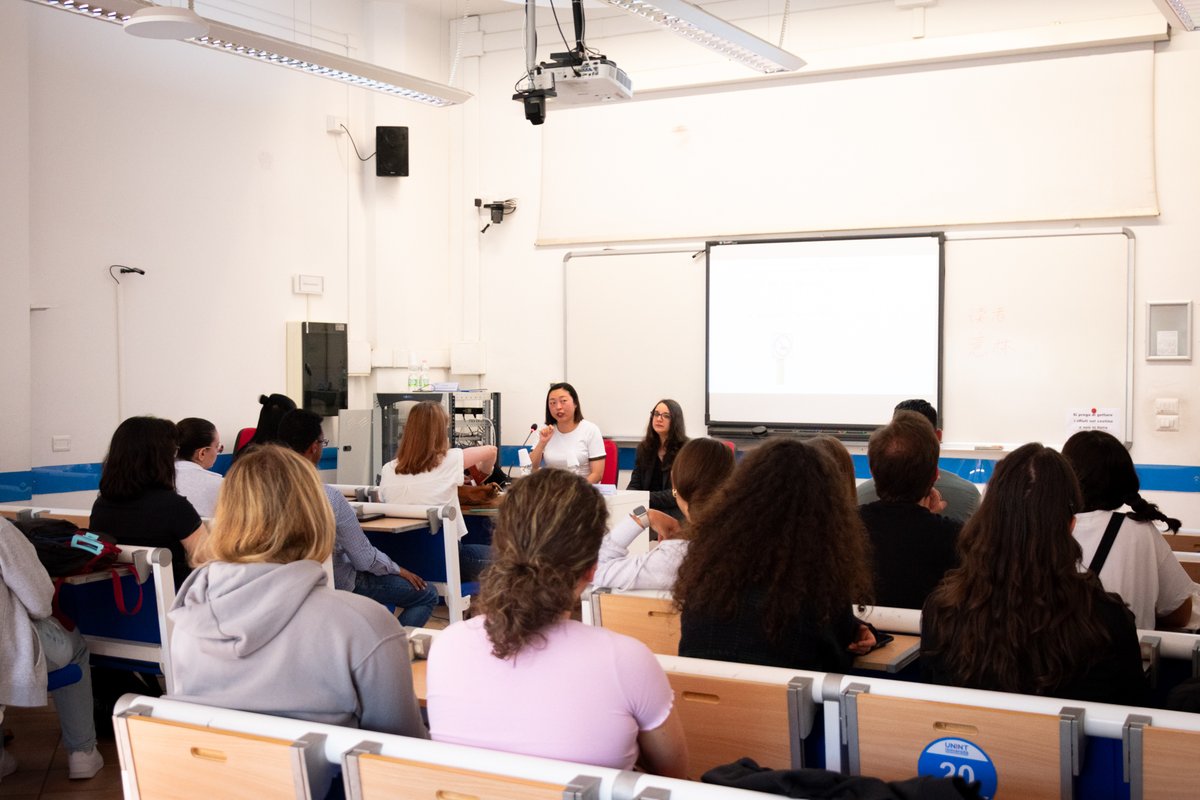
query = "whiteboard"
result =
(565, 249, 707, 440)
(564, 233, 1130, 448)
(940, 232, 1130, 447)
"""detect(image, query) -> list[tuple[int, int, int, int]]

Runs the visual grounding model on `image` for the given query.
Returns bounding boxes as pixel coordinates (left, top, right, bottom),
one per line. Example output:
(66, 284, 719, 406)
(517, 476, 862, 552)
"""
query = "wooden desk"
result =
(852, 634, 920, 674)
(412, 658, 427, 706)
(358, 516, 429, 534)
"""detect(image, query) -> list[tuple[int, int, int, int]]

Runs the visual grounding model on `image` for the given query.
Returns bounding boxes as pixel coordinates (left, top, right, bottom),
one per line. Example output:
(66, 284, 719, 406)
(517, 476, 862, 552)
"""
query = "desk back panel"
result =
(565, 232, 1130, 447)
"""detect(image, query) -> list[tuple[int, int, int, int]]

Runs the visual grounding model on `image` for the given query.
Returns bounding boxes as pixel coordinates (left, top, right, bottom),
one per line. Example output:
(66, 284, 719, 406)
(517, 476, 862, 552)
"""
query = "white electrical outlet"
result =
(1154, 397, 1180, 414)
(326, 115, 346, 134)
(51, 435, 71, 452)
(1156, 415, 1179, 432)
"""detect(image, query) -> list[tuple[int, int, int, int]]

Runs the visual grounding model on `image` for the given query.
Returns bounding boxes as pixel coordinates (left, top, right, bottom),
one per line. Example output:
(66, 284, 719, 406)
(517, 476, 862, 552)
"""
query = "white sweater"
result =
(593, 516, 688, 592)
(0, 518, 55, 707)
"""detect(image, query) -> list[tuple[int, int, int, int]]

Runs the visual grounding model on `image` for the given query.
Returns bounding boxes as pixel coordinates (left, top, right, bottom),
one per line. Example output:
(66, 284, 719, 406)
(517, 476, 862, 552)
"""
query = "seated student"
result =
(426, 469, 688, 777)
(675, 438, 876, 672)
(0, 518, 104, 780)
(856, 399, 980, 522)
(277, 410, 438, 627)
(594, 437, 735, 591)
(377, 401, 495, 581)
(231, 393, 296, 462)
(168, 445, 426, 739)
(627, 399, 689, 520)
(90, 416, 206, 588)
(807, 435, 857, 500)
(174, 417, 224, 518)
(1063, 430, 1192, 630)
(859, 411, 961, 609)
(529, 382, 606, 483)
(921, 443, 1148, 706)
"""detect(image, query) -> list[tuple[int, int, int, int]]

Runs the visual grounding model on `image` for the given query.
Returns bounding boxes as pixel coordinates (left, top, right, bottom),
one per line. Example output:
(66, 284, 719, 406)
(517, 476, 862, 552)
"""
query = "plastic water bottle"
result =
(518, 448, 532, 477)
(419, 360, 430, 390)
(407, 369, 418, 391)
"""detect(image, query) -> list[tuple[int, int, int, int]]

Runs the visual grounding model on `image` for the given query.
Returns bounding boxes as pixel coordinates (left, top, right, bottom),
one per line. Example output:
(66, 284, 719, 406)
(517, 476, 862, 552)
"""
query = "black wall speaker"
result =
(376, 125, 409, 177)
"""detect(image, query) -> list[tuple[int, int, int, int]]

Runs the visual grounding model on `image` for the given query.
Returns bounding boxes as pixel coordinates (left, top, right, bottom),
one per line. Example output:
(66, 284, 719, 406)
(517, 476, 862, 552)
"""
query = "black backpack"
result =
(12, 517, 120, 577)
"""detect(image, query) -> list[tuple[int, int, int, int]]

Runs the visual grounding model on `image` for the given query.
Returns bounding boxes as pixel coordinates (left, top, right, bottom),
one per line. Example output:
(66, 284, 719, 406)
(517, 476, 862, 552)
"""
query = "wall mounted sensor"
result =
(475, 198, 517, 233)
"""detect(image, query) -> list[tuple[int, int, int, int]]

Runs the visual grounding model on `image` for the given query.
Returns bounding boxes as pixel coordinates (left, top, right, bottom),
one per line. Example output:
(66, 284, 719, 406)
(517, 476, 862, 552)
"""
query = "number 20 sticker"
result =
(916, 737, 998, 799)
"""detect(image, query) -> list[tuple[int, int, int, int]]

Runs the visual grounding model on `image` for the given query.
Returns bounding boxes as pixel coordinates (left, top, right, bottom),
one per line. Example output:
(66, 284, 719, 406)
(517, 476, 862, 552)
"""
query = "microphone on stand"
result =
(506, 424, 540, 481)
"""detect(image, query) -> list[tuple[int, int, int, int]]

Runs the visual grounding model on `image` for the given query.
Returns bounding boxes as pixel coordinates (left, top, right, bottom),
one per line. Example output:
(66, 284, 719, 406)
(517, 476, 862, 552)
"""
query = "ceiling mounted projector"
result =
(123, 5, 210, 40)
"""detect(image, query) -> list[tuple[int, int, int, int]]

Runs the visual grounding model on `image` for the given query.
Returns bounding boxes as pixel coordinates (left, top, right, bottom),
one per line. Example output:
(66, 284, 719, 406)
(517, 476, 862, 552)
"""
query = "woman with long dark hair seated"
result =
(921, 443, 1148, 705)
(174, 417, 223, 518)
(628, 399, 688, 519)
(674, 438, 876, 671)
(427, 469, 688, 776)
(1063, 430, 1192, 630)
(594, 437, 735, 591)
(90, 416, 205, 587)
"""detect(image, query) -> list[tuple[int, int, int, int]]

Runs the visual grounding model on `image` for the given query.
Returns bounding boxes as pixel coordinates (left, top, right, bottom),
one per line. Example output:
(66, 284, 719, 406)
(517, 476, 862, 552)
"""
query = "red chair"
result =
(602, 439, 619, 485)
(233, 427, 256, 454)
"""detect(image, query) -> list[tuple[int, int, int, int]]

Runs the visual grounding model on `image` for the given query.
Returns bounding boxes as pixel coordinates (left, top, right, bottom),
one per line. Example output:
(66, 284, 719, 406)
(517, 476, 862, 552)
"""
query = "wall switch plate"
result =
(51, 435, 71, 452)
(1154, 397, 1180, 414)
(1155, 414, 1179, 431)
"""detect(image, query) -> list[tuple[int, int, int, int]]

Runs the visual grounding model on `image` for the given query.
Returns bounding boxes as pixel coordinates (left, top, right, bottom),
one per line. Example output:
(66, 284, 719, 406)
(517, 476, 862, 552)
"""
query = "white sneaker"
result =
(1, 749, 18, 778)
(67, 747, 103, 780)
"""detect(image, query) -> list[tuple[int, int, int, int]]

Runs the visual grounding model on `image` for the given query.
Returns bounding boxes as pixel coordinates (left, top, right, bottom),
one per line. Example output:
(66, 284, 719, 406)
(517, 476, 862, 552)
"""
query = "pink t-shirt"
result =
(426, 617, 674, 769)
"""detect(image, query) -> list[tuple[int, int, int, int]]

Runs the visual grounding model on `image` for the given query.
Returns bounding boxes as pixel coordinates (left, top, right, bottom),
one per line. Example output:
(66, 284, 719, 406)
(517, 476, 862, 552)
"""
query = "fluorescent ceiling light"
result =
(26, 0, 471, 106)
(600, 0, 805, 73)
(123, 5, 208, 39)
(1151, 0, 1198, 31)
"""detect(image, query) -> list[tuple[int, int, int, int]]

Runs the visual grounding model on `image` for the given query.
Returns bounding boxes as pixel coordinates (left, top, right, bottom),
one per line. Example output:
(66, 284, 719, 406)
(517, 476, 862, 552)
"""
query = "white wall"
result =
(8, 0, 456, 476)
(0, 6, 31, 480)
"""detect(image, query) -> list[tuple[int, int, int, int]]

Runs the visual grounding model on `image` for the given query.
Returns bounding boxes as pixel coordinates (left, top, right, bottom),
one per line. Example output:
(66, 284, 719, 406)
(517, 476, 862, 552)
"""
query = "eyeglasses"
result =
(207, 443, 225, 454)
(651, 411, 672, 420)
(318, 437, 330, 447)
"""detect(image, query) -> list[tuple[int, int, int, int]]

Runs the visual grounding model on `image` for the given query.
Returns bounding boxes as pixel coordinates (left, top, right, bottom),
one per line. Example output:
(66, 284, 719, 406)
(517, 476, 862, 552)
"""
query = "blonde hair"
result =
(478, 469, 608, 659)
(393, 401, 450, 475)
(197, 445, 334, 565)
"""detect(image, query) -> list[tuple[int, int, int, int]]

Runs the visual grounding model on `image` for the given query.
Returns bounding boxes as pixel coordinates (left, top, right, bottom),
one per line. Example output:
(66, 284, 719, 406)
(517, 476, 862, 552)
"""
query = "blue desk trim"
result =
(0, 471, 34, 502)
(13, 449, 1200, 496)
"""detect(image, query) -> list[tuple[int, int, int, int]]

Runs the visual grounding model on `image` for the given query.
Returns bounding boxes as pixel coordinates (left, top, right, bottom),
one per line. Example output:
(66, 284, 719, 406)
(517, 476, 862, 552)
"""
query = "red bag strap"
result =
(51, 577, 77, 632)
(110, 568, 144, 616)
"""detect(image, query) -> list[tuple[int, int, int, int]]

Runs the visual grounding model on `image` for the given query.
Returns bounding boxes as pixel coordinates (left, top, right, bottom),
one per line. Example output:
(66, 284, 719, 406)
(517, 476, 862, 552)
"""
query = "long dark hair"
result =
(670, 437, 735, 522)
(674, 438, 873, 642)
(478, 469, 608, 659)
(99, 416, 179, 501)
(1063, 430, 1181, 533)
(922, 443, 1116, 694)
(233, 394, 297, 460)
(635, 399, 687, 470)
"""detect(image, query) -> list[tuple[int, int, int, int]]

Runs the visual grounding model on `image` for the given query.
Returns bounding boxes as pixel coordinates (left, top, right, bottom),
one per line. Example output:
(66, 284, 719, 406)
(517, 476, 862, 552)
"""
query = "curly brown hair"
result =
(673, 438, 873, 643)
(477, 469, 608, 659)
(922, 443, 1116, 694)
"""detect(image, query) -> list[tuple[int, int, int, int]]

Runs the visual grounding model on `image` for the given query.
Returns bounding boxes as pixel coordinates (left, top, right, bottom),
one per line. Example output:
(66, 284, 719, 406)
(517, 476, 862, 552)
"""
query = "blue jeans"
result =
(459, 543, 491, 583)
(352, 572, 439, 627)
(36, 617, 97, 753)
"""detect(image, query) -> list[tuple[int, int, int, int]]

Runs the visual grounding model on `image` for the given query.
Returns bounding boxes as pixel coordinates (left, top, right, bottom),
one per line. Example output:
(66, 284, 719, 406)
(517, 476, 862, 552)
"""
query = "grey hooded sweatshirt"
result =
(168, 559, 427, 738)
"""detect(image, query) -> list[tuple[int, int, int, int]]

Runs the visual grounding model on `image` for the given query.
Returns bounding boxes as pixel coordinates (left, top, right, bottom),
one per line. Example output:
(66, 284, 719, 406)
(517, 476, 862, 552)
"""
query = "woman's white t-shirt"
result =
(541, 419, 605, 478)
(379, 449, 467, 538)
